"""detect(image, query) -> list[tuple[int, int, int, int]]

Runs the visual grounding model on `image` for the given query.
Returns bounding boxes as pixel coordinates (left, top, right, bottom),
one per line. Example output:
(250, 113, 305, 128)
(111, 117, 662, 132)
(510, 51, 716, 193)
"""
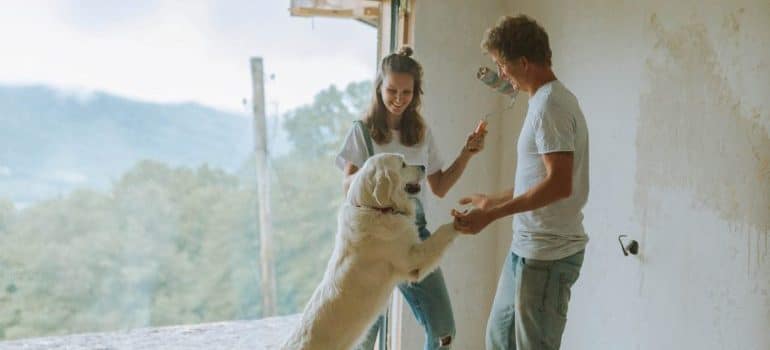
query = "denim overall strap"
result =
(412, 198, 428, 234)
(355, 120, 374, 158)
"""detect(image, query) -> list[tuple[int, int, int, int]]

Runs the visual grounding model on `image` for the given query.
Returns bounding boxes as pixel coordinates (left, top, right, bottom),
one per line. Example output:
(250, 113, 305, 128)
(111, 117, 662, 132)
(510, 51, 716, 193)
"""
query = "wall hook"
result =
(618, 234, 639, 256)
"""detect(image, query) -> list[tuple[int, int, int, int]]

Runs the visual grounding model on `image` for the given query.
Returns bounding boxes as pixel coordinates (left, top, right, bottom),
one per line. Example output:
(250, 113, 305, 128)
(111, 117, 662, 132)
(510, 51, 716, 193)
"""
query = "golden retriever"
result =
(281, 153, 459, 350)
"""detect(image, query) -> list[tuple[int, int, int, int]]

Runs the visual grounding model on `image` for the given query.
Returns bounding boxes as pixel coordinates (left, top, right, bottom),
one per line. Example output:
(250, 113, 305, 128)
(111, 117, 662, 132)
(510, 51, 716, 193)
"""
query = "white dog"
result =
(281, 153, 459, 350)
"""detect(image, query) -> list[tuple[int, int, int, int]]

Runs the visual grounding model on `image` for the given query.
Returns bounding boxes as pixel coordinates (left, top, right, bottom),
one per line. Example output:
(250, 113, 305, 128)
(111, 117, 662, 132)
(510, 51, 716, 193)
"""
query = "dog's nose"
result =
(418, 165, 425, 173)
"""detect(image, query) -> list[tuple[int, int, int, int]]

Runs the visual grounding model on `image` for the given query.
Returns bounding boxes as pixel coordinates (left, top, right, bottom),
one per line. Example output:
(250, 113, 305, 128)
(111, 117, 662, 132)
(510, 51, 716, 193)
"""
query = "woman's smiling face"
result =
(380, 72, 414, 118)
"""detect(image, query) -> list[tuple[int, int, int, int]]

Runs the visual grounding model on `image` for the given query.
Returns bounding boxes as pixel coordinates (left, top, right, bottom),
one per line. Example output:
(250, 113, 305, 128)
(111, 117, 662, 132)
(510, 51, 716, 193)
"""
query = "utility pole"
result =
(250, 57, 276, 317)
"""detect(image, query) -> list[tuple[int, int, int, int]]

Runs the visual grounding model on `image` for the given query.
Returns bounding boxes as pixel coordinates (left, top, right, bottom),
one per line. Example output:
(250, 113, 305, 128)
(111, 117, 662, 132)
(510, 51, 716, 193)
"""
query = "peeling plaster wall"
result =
(411, 0, 768, 348)
(498, 1, 770, 349)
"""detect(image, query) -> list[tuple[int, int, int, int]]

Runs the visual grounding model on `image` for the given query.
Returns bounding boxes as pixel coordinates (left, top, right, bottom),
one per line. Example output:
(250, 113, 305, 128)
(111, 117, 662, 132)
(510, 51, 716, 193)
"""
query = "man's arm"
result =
(459, 188, 514, 209)
(453, 152, 573, 233)
(489, 151, 573, 219)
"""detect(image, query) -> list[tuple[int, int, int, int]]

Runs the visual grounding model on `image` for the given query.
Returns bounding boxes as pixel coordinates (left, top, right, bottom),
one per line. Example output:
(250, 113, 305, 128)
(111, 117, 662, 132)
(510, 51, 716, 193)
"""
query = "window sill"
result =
(0, 314, 300, 350)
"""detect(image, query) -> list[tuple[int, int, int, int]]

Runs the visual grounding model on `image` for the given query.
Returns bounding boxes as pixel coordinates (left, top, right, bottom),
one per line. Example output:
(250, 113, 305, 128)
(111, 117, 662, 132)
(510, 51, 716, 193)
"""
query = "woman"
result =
(336, 46, 487, 350)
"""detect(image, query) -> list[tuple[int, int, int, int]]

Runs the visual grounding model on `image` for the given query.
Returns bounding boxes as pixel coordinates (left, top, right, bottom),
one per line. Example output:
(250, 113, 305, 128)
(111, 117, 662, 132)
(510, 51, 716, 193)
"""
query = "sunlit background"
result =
(0, 0, 376, 340)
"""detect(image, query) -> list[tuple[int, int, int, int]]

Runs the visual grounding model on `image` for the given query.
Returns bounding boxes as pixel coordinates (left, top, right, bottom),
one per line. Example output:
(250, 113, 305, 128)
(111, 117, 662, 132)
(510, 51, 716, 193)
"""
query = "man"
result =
(452, 15, 589, 350)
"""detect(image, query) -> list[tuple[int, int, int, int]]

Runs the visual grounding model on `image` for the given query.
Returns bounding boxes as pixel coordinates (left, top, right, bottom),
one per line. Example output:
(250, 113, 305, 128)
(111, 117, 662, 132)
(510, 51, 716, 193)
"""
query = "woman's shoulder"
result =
(348, 119, 367, 134)
(340, 120, 368, 148)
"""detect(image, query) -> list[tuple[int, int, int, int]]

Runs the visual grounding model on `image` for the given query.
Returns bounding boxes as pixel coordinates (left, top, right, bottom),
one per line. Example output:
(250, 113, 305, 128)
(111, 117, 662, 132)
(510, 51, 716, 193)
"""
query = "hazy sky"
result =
(0, 0, 377, 113)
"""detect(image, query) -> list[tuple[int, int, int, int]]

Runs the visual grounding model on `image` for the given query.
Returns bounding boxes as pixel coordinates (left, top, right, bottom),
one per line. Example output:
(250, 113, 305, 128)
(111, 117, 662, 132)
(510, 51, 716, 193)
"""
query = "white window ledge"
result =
(0, 315, 300, 350)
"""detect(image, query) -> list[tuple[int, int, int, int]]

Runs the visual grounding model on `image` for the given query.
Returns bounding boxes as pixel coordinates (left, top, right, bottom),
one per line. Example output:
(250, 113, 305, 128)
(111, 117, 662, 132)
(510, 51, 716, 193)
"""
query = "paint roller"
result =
(474, 66, 519, 133)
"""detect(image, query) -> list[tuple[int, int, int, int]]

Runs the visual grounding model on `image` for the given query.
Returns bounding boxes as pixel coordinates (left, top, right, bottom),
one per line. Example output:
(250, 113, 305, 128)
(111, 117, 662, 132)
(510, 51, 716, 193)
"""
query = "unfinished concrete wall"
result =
(501, 1, 769, 349)
(412, 0, 769, 349)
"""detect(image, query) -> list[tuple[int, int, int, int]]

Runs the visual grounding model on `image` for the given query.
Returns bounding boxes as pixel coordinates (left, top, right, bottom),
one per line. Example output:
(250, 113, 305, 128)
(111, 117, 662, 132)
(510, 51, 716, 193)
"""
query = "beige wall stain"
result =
(636, 13, 770, 236)
(723, 8, 744, 33)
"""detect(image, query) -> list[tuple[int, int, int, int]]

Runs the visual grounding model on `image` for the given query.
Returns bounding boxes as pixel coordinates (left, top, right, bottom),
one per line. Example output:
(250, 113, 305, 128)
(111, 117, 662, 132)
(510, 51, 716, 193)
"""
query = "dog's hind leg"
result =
(406, 223, 458, 281)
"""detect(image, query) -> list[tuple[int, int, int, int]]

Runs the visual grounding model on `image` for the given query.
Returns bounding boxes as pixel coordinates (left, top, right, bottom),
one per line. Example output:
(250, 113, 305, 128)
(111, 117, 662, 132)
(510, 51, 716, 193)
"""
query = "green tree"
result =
(282, 81, 372, 159)
(0, 162, 263, 339)
(243, 80, 372, 314)
(0, 79, 372, 340)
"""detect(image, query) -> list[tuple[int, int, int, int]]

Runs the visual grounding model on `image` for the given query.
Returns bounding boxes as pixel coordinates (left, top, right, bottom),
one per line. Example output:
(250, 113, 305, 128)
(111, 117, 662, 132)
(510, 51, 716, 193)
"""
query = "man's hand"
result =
(458, 193, 491, 209)
(451, 208, 493, 234)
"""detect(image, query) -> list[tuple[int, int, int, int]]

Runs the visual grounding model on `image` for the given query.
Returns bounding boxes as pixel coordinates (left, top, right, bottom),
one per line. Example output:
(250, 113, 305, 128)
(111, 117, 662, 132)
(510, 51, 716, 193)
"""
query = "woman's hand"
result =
(458, 193, 491, 209)
(463, 129, 488, 155)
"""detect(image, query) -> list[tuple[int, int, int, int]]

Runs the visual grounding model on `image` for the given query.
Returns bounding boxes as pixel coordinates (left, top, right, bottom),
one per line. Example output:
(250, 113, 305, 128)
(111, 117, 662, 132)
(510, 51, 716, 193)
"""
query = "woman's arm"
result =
(427, 131, 486, 198)
(427, 148, 473, 198)
(343, 162, 359, 195)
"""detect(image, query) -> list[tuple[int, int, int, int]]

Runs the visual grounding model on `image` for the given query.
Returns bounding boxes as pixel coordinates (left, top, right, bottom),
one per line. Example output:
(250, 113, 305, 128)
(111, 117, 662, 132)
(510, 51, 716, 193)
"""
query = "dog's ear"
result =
(372, 168, 396, 207)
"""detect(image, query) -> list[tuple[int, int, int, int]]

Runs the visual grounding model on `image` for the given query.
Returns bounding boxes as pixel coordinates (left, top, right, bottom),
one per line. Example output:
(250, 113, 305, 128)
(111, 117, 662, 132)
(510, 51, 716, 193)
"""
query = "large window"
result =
(0, 1, 375, 341)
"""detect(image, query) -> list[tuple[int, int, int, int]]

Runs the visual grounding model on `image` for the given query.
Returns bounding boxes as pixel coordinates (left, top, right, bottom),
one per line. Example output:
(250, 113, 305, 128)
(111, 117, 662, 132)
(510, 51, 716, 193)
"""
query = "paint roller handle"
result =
(474, 119, 488, 134)
(465, 122, 488, 154)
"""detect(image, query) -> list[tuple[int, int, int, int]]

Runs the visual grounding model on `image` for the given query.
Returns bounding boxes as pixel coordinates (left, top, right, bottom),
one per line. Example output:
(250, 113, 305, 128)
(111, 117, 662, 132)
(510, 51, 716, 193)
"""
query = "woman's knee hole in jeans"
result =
(438, 334, 452, 348)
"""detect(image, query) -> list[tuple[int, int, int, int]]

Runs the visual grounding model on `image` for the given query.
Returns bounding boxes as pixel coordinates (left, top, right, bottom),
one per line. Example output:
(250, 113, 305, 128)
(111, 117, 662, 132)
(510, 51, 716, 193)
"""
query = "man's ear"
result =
(520, 56, 529, 72)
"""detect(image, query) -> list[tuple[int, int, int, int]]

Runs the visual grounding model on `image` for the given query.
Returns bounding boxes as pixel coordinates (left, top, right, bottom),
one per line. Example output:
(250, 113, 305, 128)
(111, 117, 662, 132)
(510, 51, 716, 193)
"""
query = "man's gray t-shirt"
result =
(511, 80, 589, 260)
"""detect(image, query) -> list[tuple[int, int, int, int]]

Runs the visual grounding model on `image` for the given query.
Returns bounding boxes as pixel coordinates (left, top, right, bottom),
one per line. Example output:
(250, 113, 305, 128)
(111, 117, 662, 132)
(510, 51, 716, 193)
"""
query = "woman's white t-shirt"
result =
(336, 123, 444, 204)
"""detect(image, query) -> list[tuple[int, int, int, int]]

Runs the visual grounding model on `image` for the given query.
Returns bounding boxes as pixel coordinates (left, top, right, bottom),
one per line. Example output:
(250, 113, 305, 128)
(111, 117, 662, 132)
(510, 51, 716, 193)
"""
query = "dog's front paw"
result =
(435, 223, 460, 237)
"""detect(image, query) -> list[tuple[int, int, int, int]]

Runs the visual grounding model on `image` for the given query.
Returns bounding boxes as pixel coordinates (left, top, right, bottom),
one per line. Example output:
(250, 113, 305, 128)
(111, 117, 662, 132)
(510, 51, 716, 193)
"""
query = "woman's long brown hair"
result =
(363, 46, 426, 147)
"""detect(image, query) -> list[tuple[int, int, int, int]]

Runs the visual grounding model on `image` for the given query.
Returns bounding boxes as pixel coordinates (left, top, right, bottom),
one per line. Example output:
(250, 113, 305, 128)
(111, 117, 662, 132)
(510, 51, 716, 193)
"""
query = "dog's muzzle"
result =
(405, 183, 421, 194)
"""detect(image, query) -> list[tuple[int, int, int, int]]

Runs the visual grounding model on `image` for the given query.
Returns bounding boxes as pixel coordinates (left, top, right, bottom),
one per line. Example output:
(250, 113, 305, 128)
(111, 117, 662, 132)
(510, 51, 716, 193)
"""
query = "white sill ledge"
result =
(0, 314, 300, 350)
